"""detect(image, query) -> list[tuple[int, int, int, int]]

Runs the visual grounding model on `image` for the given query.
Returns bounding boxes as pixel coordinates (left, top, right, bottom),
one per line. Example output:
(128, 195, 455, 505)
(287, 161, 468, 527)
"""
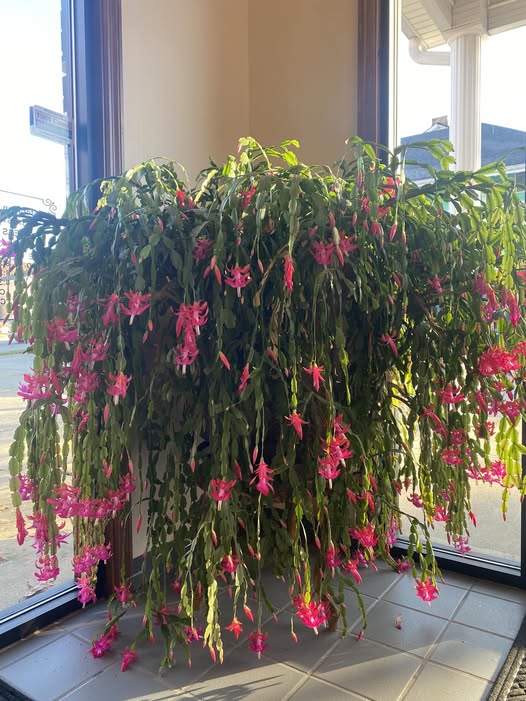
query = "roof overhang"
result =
(402, 0, 526, 49)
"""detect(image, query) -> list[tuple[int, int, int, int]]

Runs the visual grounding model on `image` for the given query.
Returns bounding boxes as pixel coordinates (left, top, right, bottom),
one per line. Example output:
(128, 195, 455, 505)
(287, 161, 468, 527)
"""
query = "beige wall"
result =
(121, 1, 358, 558)
(121, 0, 250, 181)
(121, 1, 358, 180)
(248, 0, 358, 166)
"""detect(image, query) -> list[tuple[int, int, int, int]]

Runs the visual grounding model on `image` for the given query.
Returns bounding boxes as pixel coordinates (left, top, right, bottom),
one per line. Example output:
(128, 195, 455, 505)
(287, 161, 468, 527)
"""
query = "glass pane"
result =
(397, 13, 526, 568)
(0, 0, 73, 613)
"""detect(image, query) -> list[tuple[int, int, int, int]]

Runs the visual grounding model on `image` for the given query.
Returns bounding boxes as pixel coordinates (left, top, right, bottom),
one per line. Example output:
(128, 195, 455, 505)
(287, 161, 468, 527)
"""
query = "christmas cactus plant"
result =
(2, 136, 526, 669)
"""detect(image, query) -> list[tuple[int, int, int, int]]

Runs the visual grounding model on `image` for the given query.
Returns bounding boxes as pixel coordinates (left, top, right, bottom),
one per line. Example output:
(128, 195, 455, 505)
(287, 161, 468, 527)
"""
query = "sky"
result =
(0, 0, 67, 214)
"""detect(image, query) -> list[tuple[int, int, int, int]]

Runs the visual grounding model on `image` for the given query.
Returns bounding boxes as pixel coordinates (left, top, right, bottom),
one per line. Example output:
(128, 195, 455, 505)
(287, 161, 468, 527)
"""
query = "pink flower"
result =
(17, 474, 36, 501)
(304, 363, 325, 392)
(193, 238, 213, 261)
(238, 363, 250, 395)
(434, 505, 449, 522)
(120, 647, 139, 671)
(90, 634, 113, 658)
(120, 291, 151, 324)
(176, 188, 194, 209)
(185, 625, 202, 643)
(503, 289, 520, 328)
(100, 293, 120, 326)
(342, 557, 362, 584)
(380, 333, 398, 358)
(421, 406, 447, 439)
(317, 458, 341, 487)
(174, 334, 200, 373)
(285, 410, 308, 440)
(437, 384, 465, 404)
(325, 543, 342, 571)
(453, 535, 471, 554)
(338, 234, 359, 256)
(210, 478, 236, 510)
(310, 241, 335, 267)
(46, 318, 79, 346)
(76, 574, 97, 606)
(294, 596, 329, 634)
(415, 578, 439, 604)
(174, 301, 208, 338)
(225, 617, 243, 640)
(0, 236, 13, 257)
(221, 553, 239, 574)
(250, 460, 274, 496)
(240, 184, 257, 209)
(248, 630, 268, 658)
(325, 433, 353, 465)
(396, 559, 411, 573)
(154, 605, 176, 626)
(441, 447, 463, 465)
(74, 371, 99, 403)
(107, 371, 131, 405)
(72, 544, 112, 576)
(34, 554, 60, 583)
(450, 429, 467, 445)
(350, 524, 378, 549)
(83, 338, 110, 363)
(428, 275, 447, 293)
(27, 510, 49, 553)
(16, 507, 28, 546)
(407, 493, 423, 508)
(218, 351, 231, 370)
(225, 264, 252, 296)
(284, 255, 294, 291)
(18, 371, 54, 401)
(478, 347, 520, 376)
(114, 583, 134, 605)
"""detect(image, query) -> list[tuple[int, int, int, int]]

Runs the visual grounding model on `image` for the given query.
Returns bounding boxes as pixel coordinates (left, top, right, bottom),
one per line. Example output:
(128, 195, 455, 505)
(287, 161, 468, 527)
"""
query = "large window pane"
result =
(0, 0, 72, 614)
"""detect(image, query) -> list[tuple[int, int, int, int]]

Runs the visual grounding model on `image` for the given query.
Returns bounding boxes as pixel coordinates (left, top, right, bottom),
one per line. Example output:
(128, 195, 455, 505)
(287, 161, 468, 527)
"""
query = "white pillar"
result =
(448, 33, 482, 172)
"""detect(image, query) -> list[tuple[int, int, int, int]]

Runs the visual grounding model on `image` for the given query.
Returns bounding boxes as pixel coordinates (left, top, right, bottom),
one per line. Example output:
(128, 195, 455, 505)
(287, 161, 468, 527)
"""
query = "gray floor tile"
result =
(315, 635, 421, 700)
(0, 626, 66, 670)
(0, 633, 114, 701)
(0, 575, 519, 701)
(59, 660, 183, 701)
(185, 644, 306, 700)
(259, 612, 344, 673)
(70, 608, 147, 644)
(351, 600, 447, 657)
(453, 590, 526, 638)
(430, 622, 513, 681)
(339, 592, 377, 633)
(354, 562, 401, 599)
(471, 579, 526, 605)
(135, 636, 218, 689)
(289, 677, 364, 700)
(402, 662, 492, 701)
(438, 570, 475, 590)
(383, 575, 468, 619)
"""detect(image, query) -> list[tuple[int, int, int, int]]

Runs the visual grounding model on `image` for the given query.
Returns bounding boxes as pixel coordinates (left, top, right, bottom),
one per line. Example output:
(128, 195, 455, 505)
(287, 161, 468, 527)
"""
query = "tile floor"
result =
(1, 563, 525, 701)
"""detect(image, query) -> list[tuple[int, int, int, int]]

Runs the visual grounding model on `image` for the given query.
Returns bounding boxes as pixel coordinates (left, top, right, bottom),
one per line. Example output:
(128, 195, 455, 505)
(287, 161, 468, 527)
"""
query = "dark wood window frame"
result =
(357, 0, 391, 146)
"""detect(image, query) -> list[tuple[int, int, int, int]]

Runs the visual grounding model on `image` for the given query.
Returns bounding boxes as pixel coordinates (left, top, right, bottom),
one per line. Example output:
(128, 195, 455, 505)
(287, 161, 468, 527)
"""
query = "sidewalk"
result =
(0, 337, 29, 356)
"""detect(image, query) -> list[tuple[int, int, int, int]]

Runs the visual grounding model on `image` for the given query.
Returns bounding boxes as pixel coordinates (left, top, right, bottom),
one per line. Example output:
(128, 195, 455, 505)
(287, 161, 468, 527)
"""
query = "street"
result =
(0, 345, 73, 611)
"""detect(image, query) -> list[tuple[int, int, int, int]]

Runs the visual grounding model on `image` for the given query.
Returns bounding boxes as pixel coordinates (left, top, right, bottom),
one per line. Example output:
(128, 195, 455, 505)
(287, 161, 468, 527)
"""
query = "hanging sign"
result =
(29, 105, 72, 146)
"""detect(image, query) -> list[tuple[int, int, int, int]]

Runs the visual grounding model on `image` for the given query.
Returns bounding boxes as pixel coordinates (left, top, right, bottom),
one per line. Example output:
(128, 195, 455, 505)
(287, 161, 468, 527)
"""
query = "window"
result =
(397, 0, 526, 585)
(0, 0, 123, 648)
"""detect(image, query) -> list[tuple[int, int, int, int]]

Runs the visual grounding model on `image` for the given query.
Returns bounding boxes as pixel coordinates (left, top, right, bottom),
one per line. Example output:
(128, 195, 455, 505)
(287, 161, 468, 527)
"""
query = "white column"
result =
(448, 32, 482, 171)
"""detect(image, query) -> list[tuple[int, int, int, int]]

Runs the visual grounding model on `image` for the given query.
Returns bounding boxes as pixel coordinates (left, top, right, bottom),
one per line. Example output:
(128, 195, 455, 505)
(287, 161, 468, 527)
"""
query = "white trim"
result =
(408, 37, 451, 62)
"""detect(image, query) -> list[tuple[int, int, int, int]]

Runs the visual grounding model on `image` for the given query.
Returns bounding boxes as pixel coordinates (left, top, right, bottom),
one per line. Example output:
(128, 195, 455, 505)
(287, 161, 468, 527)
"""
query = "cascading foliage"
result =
(2, 136, 526, 669)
